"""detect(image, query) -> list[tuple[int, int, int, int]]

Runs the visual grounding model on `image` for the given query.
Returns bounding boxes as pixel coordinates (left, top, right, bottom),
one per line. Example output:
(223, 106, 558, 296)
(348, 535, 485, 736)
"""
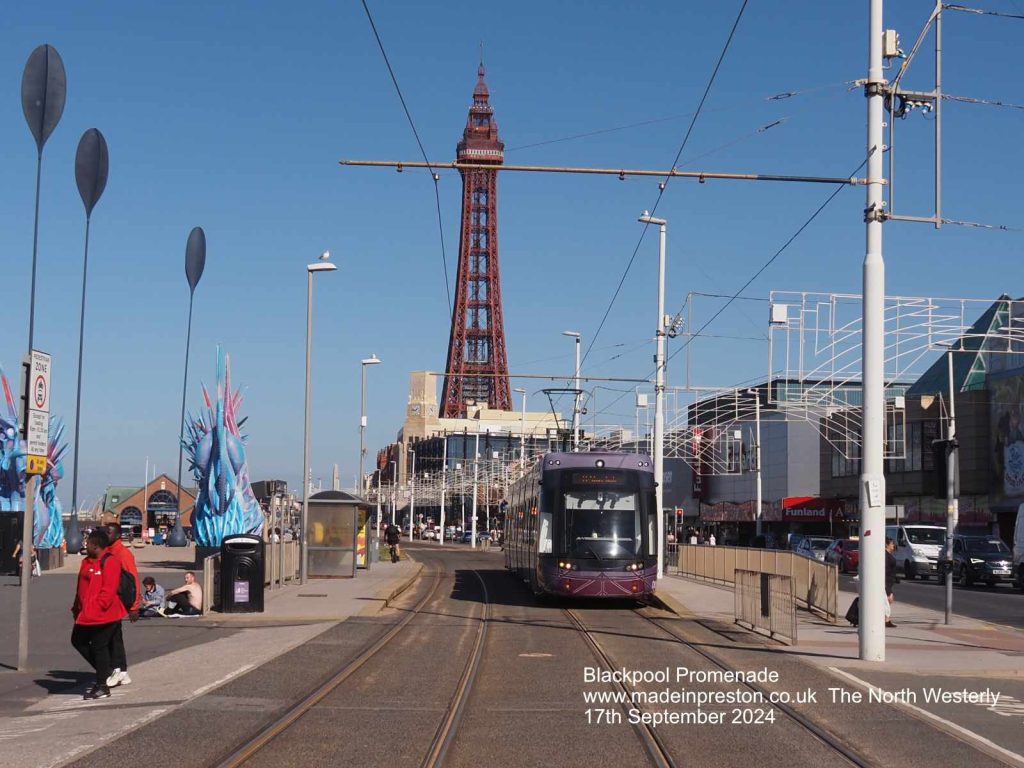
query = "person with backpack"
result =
(104, 522, 141, 688)
(71, 530, 127, 700)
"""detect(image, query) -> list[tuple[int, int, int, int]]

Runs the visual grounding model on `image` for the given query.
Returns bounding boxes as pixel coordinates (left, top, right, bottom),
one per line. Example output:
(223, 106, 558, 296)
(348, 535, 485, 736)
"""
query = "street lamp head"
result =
(514, 387, 526, 394)
(362, 354, 382, 366)
(561, 330, 581, 339)
(308, 250, 337, 273)
(638, 211, 666, 226)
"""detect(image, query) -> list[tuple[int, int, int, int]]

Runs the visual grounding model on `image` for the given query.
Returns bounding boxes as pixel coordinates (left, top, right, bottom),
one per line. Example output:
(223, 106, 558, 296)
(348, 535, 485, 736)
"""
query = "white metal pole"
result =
(359, 363, 366, 494)
(519, 390, 527, 467)
(654, 220, 667, 580)
(472, 430, 480, 549)
(859, 0, 887, 661)
(143, 456, 149, 542)
(301, 270, 313, 584)
(439, 435, 448, 544)
(753, 393, 763, 537)
(409, 450, 416, 541)
(945, 349, 958, 624)
(573, 336, 581, 451)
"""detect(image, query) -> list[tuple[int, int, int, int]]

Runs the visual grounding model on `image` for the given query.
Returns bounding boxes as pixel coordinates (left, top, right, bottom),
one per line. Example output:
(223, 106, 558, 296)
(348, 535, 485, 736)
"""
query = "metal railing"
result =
(678, 544, 838, 622)
(201, 553, 219, 614)
(735, 569, 797, 644)
(267, 541, 299, 587)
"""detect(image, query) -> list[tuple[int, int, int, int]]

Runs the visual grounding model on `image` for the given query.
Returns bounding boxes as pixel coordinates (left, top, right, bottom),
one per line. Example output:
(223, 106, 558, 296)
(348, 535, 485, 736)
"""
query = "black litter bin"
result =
(220, 534, 265, 613)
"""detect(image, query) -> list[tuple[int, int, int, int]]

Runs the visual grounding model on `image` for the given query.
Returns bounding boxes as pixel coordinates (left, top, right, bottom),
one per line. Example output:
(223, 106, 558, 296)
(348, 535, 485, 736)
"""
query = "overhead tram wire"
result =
(665, 156, 870, 368)
(596, 157, 868, 417)
(942, 3, 1024, 19)
(505, 80, 853, 153)
(580, 0, 751, 370)
(361, 0, 452, 314)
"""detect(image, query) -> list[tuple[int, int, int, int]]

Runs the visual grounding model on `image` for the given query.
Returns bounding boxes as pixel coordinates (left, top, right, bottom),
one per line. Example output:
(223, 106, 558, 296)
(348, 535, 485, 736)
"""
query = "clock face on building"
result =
(410, 404, 422, 415)
(428, 405, 437, 416)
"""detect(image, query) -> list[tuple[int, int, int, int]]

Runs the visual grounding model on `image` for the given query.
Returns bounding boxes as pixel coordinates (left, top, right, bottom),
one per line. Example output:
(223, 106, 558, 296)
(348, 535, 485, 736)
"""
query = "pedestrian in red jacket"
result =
(104, 522, 141, 688)
(71, 530, 127, 699)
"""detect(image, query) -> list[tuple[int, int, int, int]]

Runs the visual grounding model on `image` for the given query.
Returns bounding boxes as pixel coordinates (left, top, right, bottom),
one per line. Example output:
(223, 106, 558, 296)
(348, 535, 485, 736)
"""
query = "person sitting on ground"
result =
(138, 577, 166, 617)
(164, 571, 203, 616)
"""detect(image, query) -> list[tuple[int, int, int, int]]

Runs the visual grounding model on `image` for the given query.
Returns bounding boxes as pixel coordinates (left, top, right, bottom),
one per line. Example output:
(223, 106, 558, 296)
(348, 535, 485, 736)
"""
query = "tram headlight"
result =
(558, 561, 575, 570)
(625, 562, 644, 571)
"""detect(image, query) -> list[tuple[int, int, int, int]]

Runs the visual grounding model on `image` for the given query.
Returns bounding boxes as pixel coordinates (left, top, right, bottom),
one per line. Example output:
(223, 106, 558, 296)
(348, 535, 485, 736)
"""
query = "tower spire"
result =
(440, 63, 511, 418)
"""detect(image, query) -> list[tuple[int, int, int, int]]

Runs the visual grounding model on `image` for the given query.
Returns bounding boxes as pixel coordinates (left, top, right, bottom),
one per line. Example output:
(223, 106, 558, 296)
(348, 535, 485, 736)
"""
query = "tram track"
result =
(213, 559, 492, 768)
(564, 608, 678, 768)
(636, 608, 870, 768)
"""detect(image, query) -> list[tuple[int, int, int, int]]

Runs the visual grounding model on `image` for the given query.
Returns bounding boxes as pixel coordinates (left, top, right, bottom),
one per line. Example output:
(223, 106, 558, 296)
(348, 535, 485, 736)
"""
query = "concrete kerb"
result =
(357, 560, 425, 617)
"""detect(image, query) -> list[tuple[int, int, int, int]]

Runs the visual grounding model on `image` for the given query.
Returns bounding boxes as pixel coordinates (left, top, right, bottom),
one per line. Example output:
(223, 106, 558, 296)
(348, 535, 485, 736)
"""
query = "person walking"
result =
(884, 537, 898, 628)
(71, 530, 127, 699)
(104, 523, 141, 688)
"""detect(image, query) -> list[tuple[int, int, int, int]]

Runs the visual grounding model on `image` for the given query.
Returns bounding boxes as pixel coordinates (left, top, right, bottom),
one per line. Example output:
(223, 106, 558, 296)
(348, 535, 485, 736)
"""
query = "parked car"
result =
(806, 537, 834, 562)
(792, 538, 817, 561)
(825, 538, 860, 573)
(421, 528, 438, 541)
(938, 535, 1013, 587)
(461, 531, 491, 544)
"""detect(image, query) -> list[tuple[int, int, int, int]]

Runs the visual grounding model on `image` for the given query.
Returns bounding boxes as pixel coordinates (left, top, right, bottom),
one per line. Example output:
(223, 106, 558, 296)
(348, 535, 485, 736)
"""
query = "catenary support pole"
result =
(945, 349, 958, 624)
(859, 0, 888, 662)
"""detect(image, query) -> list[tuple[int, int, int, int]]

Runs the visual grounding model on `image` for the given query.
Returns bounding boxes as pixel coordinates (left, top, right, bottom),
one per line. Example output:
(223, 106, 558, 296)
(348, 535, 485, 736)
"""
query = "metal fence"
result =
(735, 569, 797, 645)
(201, 553, 219, 614)
(678, 544, 838, 623)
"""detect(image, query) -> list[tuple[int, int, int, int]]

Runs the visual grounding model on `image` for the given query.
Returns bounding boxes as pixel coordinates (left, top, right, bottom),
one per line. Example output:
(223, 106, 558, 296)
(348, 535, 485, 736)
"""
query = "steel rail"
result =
(340, 159, 867, 186)
(421, 570, 491, 768)
(213, 565, 444, 768)
(564, 609, 677, 768)
(636, 609, 869, 768)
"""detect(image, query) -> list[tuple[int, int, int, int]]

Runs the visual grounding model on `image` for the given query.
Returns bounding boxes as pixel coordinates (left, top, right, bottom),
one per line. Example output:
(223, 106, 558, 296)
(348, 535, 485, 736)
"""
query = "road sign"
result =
(25, 455, 46, 475)
(24, 350, 51, 458)
(28, 351, 50, 412)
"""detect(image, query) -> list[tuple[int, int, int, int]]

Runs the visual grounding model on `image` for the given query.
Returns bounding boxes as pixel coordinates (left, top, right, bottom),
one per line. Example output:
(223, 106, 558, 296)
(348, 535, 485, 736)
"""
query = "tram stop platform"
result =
(0, 545, 422, 768)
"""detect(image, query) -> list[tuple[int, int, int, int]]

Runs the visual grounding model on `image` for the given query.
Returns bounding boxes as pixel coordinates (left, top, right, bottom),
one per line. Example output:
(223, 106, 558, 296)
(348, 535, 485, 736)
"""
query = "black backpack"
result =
(101, 553, 137, 611)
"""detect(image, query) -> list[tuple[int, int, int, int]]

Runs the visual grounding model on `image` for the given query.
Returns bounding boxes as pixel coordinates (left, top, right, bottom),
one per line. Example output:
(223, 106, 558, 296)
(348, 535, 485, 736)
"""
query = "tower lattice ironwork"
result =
(440, 63, 512, 417)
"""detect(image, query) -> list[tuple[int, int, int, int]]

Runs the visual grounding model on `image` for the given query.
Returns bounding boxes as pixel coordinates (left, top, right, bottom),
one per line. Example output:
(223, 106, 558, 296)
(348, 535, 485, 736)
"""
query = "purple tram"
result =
(504, 452, 658, 599)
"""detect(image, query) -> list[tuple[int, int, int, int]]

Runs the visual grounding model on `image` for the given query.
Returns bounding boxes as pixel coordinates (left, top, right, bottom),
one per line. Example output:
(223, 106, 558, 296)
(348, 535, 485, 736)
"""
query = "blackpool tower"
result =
(440, 64, 512, 417)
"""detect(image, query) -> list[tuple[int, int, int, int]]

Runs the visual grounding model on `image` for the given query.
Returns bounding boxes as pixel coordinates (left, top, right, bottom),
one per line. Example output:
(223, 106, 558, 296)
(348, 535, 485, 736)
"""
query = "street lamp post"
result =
(514, 387, 527, 467)
(359, 355, 382, 495)
(471, 429, 480, 548)
(638, 211, 667, 580)
(562, 331, 581, 450)
(439, 434, 448, 544)
(408, 449, 416, 542)
(301, 251, 337, 584)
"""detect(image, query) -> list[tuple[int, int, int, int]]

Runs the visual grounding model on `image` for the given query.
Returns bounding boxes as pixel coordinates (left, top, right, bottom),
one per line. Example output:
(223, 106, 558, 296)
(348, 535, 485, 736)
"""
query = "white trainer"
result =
(106, 668, 122, 687)
(118, 671, 132, 685)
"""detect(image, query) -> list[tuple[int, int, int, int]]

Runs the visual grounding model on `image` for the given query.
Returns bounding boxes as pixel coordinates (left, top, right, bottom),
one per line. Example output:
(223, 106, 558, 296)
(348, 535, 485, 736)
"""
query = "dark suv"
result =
(940, 535, 1013, 587)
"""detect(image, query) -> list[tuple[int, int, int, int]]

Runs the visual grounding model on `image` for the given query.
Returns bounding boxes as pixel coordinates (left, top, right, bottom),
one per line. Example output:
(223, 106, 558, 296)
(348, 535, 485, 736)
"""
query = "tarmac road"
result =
(55, 545, 1024, 767)
(839, 572, 1024, 629)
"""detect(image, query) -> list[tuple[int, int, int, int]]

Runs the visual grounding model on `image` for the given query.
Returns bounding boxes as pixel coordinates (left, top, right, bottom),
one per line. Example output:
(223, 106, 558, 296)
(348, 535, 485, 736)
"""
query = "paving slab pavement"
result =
(0, 551, 424, 768)
(655, 573, 1024, 763)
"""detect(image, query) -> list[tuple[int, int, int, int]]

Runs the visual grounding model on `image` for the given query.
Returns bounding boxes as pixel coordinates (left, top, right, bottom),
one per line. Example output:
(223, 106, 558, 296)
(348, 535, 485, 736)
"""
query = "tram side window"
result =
(538, 510, 552, 553)
(647, 511, 657, 556)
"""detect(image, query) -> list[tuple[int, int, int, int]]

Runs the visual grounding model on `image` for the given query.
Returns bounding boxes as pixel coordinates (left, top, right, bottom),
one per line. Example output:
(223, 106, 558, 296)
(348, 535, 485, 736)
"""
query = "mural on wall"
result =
(184, 348, 263, 546)
(0, 365, 69, 547)
(990, 368, 1024, 501)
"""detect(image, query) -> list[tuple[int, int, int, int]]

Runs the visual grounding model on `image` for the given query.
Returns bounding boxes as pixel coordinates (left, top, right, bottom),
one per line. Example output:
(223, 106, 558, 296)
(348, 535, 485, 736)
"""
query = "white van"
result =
(1014, 503, 1024, 590)
(885, 524, 947, 581)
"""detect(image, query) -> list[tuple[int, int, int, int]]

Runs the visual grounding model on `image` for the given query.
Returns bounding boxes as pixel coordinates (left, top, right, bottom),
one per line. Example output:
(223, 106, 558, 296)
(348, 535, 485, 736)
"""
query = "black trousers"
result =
(110, 620, 128, 671)
(71, 622, 119, 686)
(166, 594, 200, 615)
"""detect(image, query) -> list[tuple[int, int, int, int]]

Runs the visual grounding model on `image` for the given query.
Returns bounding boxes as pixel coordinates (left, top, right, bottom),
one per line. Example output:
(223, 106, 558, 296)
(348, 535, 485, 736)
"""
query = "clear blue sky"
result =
(2, 1, 1021, 507)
